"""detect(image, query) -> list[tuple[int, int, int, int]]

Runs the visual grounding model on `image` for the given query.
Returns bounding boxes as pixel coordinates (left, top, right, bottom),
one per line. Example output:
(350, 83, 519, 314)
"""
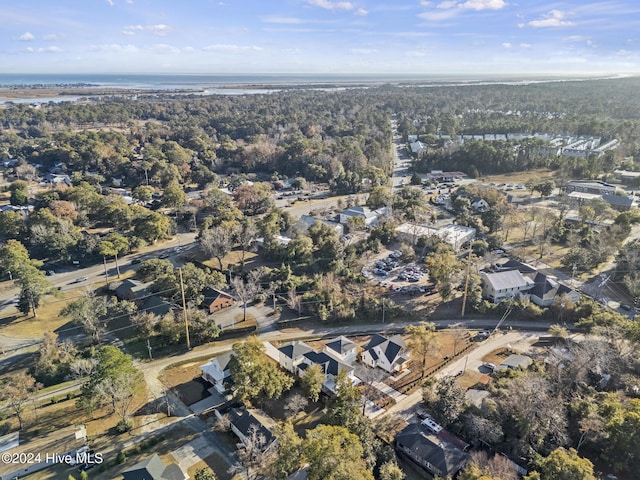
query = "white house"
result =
(200, 352, 234, 394)
(339, 206, 388, 227)
(361, 334, 411, 373)
(480, 270, 535, 303)
(323, 336, 359, 364)
(409, 141, 426, 154)
(470, 198, 490, 213)
(528, 272, 581, 307)
(277, 341, 313, 374)
(298, 350, 359, 393)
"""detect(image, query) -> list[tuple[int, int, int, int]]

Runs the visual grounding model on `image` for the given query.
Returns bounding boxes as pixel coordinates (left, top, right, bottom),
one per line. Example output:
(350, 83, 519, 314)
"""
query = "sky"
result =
(2, 0, 640, 76)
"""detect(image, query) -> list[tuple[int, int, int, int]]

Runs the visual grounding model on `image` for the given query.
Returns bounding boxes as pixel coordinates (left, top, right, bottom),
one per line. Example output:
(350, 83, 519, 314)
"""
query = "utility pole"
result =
(382, 298, 386, 323)
(146, 339, 153, 360)
(178, 268, 191, 350)
(164, 389, 171, 417)
(461, 244, 473, 318)
(103, 256, 110, 287)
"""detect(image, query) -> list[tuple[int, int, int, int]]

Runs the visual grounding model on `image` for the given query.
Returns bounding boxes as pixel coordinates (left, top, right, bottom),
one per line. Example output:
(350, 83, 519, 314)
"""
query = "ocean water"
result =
(0, 72, 608, 90)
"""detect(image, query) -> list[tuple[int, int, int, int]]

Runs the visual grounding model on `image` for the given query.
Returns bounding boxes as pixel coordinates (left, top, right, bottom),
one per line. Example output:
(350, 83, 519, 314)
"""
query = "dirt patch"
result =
(481, 347, 519, 365)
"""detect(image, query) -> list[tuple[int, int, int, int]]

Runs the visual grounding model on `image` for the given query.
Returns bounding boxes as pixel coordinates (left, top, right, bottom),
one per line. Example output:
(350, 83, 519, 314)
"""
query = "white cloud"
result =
(306, 0, 355, 11)
(261, 16, 306, 24)
(106, 0, 114, 5)
(528, 10, 575, 28)
(437, 1, 457, 8)
(149, 24, 171, 36)
(37, 46, 61, 53)
(282, 48, 302, 54)
(460, 0, 507, 10)
(420, 1, 432, 5)
(25, 47, 34, 53)
(203, 44, 263, 54)
(520, 43, 531, 48)
(150, 44, 180, 54)
(405, 50, 428, 57)
(89, 43, 140, 53)
(19, 32, 35, 41)
(355, 8, 368, 16)
(182, 46, 195, 53)
(43, 33, 59, 41)
(502, 42, 512, 48)
(122, 25, 144, 35)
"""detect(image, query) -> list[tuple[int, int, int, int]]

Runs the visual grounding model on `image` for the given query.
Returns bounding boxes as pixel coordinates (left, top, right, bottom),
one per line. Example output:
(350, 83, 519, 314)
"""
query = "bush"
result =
(116, 419, 133, 433)
(0, 423, 11, 436)
(116, 451, 127, 464)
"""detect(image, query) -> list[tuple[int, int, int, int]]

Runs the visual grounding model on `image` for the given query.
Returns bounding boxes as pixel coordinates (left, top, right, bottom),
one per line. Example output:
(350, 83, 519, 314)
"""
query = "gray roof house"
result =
(296, 215, 344, 237)
(395, 424, 469, 478)
(121, 454, 186, 480)
(480, 270, 535, 303)
(338, 206, 388, 227)
(114, 279, 151, 302)
(361, 334, 411, 373)
(226, 407, 275, 450)
(324, 336, 359, 364)
(528, 272, 581, 307)
(278, 341, 314, 374)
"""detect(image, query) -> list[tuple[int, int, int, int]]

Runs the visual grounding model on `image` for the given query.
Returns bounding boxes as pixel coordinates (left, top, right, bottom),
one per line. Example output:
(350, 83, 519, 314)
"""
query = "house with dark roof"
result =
(566, 180, 616, 196)
(297, 350, 358, 393)
(114, 279, 151, 302)
(201, 287, 234, 313)
(141, 295, 177, 317)
(225, 407, 275, 450)
(121, 453, 186, 480)
(324, 336, 359, 364)
(602, 194, 637, 211)
(395, 424, 469, 478)
(277, 341, 314, 374)
(360, 334, 411, 373)
(200, 352, 234, 394)
(528, 272, 581, 307)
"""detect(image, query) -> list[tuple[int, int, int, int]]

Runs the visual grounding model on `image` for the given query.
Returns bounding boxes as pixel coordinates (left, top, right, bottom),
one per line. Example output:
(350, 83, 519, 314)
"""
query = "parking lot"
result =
(362, 250, 437, 297)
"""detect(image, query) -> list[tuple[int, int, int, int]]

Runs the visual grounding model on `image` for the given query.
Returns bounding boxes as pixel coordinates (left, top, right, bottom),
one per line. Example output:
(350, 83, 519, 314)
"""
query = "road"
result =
(391, 120, 412, 189)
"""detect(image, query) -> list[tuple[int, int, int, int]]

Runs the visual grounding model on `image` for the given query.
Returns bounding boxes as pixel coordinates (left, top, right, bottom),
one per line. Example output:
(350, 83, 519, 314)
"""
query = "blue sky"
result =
(2, 0, 639, 75)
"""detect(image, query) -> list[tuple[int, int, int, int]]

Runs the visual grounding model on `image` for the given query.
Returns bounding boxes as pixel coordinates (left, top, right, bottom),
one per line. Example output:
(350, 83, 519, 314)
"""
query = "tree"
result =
(459, 451, 518, 480)
(62, 291, 109, 343)
(162, 181, 187, 211)
(422, 375, 466, 427)
(229, 336, 294, 403)
(80, 346, 144, 422)
(200, 225, 234, 270)
(405, 322, 440, 378)
(425, 244, 462, 301)
(137, 258, 174, 282)
(303, 425, 374, 480)
(271, 421, 303, 479)
(326, 370, 360, 426)
(0, 372, 39, 429)
(16, 267, 51, 317)
(133, 210, 171, 243)
(194, 468, 217, 480)
(235, 217, 258, 265)
(603, 399, 640, 473)
(526, 447, 595, 480)
(34, 331, 77, 383)
(231, 423, 276, 479)
(231, 268, 264, 323)
(284, 393, 308, 418)
(378, 461, 405, 480)
(301, 364, 325, 402)
(98, 232, 129, 279)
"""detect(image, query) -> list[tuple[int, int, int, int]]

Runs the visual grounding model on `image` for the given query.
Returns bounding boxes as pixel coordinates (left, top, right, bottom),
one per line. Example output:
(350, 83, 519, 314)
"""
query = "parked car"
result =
(159, 252, 170, 259)
(375, 269, 389, 276)
(75, 276, 88, 283)
(130, 258, 142, 265)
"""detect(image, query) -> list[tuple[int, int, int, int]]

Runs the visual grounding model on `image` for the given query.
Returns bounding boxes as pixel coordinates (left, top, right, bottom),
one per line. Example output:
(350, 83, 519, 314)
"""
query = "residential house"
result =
(121, 454, 186, 480)
(602, 194, 637, 211)
(201, 287, 234, 313)
(277, 341, 314, 374)
(297, 350, 358, 393)
(480, 269, 534, 303)
(141, 295, 177, 317)
(296, 215, 344, 237)
(324, 336, 359, 364)
(338, 206, 387, 227)
(497, 354, 533, 371)
(470, 197, 490, 213)
(409, 140, 426, 154)
(528, 272, 581, 307)
(114, 279, 151, 302)
(201, 352, 234, 394)
(360, 334, 411, 373)
(226, 407, 275, 450)
(407, 135, 418, 142)
(395, 424, 469, 478)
